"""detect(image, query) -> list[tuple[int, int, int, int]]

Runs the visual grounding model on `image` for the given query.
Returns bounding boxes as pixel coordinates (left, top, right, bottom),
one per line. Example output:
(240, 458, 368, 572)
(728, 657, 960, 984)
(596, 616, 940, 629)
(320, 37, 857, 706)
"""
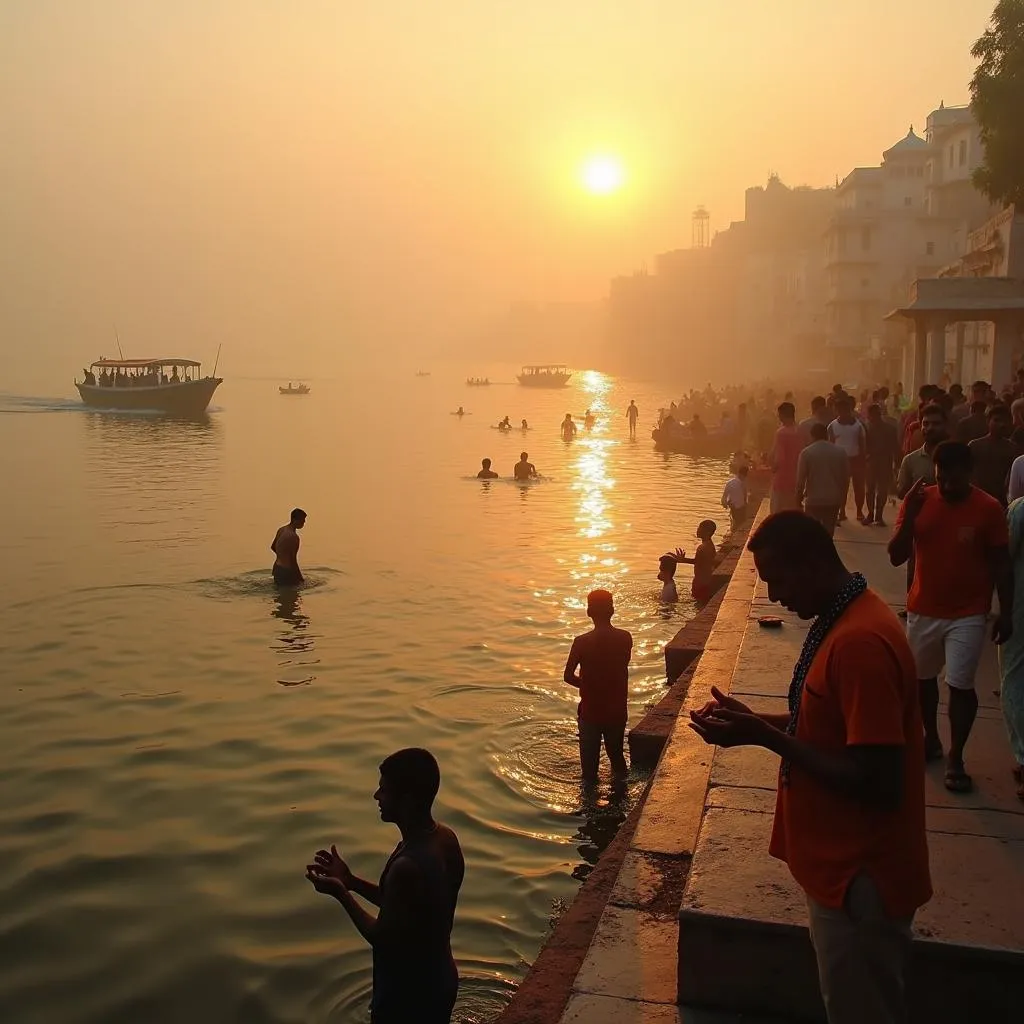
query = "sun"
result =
(581, 155, 624, 195)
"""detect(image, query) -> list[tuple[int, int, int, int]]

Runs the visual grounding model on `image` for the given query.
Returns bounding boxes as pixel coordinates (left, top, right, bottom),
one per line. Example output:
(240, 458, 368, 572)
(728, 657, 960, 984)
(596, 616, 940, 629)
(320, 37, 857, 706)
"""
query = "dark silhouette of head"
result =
(481, 458, 492, 470)
(587, 589, 615, 624)
(777, 402, 795, 424)
(658, 555, 677, 581)
(920, 403, 948, 446)
(290, 508, 307, 529)
(748, 511, 848, 620)
(868, 403, 882, 423)
(696, 519, 717, 540)
(520, 451, 529, 461)
(933, 441, 973, 502)
(375, 747, 440, 823)
(810, 422, 828, 441)
(811, 395, 826, 413)
(987, 402, 1011, 438)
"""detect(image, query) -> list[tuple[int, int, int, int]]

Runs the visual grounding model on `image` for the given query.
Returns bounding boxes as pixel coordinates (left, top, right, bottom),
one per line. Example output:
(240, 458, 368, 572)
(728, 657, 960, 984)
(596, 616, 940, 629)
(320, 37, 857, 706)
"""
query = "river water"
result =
(0, 364, 728, 1024)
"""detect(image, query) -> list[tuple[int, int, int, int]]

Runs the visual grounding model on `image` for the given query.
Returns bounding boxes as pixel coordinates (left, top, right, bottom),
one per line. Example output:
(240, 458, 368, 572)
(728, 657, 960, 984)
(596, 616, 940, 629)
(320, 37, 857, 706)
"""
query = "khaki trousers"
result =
(806, 874, 914, 1024)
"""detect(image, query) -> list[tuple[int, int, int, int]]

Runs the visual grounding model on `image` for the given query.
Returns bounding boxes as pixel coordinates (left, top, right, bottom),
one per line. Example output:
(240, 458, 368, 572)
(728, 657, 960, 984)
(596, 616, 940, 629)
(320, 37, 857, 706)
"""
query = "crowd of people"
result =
(82, 365, 190, 387)
(291, 372, 1024, 1023)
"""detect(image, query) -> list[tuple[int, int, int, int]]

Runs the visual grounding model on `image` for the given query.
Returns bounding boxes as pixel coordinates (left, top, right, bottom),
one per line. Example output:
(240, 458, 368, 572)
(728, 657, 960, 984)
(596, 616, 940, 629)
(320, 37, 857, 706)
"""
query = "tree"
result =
(970, 0, 1024, 207)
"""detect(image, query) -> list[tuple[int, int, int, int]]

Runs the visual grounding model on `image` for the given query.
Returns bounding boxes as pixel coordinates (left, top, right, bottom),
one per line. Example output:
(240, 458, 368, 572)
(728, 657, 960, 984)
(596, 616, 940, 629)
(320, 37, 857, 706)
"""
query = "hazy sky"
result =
(0, 1, 998, 376)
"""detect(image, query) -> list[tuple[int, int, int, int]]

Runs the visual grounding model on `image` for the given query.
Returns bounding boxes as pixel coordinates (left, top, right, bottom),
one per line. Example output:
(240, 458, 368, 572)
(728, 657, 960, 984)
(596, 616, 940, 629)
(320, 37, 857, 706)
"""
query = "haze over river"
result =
(0, 364, 728, 1023)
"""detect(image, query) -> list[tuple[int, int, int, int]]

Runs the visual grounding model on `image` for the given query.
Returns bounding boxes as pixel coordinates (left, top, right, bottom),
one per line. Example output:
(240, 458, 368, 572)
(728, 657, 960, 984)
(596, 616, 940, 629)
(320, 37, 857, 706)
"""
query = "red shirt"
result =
(567, 626, 633, 725)
(772, 425, 803, 492)
(769, 590, 931, 918)
(896, 485, 1008, 618)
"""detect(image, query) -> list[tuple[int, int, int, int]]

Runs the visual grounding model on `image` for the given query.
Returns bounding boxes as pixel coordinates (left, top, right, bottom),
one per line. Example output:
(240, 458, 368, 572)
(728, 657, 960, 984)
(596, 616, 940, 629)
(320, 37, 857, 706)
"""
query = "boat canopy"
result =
(521, 364, 568, 373)
(90, 358, 202, 369)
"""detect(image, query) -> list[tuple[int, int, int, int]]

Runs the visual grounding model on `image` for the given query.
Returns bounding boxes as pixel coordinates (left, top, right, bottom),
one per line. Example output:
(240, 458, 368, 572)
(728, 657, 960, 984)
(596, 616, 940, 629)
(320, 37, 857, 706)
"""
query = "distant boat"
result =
(416, 370, 431, 377)
(466, 377, 491, 386)
(279, 382, 310, 395)
(76, 358, 222, 416)
(517, 364, 571, 388)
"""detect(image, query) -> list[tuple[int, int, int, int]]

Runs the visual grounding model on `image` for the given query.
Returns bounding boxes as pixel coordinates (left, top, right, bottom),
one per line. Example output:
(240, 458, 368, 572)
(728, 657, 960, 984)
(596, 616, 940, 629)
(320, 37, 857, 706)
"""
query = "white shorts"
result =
(906, 613, 986, 689)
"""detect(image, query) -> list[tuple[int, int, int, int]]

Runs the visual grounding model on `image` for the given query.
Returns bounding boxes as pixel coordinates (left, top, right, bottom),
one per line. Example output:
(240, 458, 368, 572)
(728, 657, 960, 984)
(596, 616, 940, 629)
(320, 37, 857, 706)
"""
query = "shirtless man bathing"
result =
(271, 508, 306, 585)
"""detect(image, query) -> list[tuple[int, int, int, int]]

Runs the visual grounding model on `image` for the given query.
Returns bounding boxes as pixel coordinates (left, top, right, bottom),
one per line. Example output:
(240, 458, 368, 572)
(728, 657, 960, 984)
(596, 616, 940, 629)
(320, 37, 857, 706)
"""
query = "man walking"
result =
(864, 403, 899, 526)
(690, 511, 931, 1024)
(770, 401, 803, 513)
(796, 422, 849, 536)
(889, 442, 1014, 792)
(828, 396, 867, 522)
(798, 396, 830, 445)
(969, 403, 1018, 507)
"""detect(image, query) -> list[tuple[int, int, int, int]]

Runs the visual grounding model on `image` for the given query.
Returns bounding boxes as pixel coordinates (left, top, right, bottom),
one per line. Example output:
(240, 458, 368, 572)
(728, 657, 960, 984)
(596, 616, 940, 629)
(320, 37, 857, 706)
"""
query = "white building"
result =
(823, 105, 996, 380)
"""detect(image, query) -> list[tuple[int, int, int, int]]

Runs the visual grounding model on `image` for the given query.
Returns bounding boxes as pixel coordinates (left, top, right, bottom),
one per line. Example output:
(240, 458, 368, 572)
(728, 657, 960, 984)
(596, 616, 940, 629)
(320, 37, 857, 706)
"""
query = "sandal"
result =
(944, 767, 974, 793)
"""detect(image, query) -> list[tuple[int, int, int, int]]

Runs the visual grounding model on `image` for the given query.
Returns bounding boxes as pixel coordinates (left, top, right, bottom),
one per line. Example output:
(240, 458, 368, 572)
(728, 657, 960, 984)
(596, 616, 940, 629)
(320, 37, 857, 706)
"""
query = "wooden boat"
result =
(466, 377, 491, 386)
(76, 358, 222, 416)
(517, 364, 571, 388)
(651, 426, 738, 458)
(279, 383, 310, 395)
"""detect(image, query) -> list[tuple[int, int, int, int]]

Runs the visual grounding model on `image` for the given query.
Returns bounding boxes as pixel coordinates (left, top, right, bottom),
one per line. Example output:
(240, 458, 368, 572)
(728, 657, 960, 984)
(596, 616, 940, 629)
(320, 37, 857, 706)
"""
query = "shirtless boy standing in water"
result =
(672, 519, 718, 603)
(271, 508, 306, 585)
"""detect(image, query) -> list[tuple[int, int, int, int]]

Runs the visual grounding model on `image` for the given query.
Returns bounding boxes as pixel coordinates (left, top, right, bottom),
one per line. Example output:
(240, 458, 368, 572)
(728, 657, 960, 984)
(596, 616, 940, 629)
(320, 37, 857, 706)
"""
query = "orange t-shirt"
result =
(768, 590, 932, 918)
(568, 626, 633, 726)
(896, 485, 1009, 618)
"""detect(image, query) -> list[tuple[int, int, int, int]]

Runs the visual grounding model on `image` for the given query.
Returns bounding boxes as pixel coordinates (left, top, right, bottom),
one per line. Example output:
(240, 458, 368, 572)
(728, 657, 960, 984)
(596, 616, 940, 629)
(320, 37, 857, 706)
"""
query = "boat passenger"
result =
(690, 414, 708, 439)
(171, 367, 180, 383)
(83, 368, 96, 386)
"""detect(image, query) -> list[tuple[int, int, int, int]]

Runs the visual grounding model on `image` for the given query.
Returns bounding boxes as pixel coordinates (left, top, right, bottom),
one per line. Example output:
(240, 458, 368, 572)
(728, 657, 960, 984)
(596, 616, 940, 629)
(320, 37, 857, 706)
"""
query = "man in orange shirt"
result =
(889, 441, 1013, 793)
(563, 590, 633, 784)
(691, 512, 930, 1024)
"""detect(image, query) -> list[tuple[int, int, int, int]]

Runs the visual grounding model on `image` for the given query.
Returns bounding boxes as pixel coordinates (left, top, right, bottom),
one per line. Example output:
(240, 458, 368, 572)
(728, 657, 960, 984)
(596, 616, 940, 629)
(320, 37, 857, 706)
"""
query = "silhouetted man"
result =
(477, 458, 498, 479)
(626, 400, 639, 438)
(691, 511, 931, 1024)
(514, 452, 537, 481)
(271, 508, 306, 585)
(306, 748, 465, 1024)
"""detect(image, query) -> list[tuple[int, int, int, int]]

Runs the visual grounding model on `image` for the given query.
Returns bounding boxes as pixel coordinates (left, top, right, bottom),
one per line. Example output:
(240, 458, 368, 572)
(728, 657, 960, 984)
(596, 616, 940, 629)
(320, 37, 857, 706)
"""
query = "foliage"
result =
(971, 0, 1024, 207)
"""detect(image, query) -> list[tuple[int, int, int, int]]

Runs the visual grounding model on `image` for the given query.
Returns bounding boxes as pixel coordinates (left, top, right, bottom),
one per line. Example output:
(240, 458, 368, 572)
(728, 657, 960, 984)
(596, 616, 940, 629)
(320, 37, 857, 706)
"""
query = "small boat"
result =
(416, 370, 431, 377)
(517, 364, 571, 388)
(466, 377, 491, 386)
(76, 358, 222, 416)
(279, 383, 310, 395)
(651, 427, 737, 458)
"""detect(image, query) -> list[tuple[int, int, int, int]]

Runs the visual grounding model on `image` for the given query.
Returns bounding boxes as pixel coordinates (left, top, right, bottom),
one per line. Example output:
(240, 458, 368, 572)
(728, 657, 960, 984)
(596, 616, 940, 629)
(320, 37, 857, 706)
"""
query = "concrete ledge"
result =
(677, 517, 1024, 1024)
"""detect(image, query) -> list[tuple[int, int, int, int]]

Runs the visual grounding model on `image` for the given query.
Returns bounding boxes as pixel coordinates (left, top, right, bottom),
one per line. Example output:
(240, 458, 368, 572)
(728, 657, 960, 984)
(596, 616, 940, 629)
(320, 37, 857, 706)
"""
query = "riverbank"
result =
(496, 475, 770, 1024)
(499, 491, 1024, 1023)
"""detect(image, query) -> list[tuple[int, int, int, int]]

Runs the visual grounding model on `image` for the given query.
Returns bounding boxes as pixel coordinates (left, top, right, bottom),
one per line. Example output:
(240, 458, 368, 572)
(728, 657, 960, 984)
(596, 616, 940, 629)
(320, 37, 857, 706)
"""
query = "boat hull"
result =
(77, 378, 222, 416)
(651, 429, 737, 457)
(517, 374, 571, 388)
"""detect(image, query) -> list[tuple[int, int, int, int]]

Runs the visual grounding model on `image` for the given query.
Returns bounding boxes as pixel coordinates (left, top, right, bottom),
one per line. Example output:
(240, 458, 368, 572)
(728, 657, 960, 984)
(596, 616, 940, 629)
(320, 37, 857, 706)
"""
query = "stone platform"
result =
(678, 512, 1024, 1022)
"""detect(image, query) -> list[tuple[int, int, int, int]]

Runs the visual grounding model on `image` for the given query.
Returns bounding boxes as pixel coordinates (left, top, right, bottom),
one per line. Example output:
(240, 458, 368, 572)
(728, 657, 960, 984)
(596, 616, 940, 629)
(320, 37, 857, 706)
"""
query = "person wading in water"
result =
(306, 748, 465, 1024)
(271, 508, 306, 585)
